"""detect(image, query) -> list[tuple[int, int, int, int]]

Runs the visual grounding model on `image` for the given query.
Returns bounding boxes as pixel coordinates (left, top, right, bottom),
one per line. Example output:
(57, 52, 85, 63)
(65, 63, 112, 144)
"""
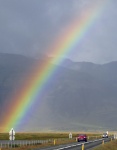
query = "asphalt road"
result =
(33, 138, 112, 150)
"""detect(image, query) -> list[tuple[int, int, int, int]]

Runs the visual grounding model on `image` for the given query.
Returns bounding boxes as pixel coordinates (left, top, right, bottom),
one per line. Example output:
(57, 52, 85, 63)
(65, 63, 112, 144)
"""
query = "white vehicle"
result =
(102, 133, 108, 138)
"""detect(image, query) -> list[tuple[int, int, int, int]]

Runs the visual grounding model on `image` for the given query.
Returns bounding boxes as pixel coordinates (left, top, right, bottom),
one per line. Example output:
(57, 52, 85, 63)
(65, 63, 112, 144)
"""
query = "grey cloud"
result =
(0, 0, 117, 63)
(68, 0, 117, 64)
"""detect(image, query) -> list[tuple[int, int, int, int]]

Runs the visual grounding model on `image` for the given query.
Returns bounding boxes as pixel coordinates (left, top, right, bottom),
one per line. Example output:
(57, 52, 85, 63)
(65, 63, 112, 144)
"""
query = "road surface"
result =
(33, 138, 112, 150)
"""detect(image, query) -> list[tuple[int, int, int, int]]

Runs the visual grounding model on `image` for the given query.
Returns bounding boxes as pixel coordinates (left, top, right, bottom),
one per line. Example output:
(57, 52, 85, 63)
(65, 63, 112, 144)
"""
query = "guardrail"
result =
(0, 139, 52, 148)
(0, 138, 75, 148)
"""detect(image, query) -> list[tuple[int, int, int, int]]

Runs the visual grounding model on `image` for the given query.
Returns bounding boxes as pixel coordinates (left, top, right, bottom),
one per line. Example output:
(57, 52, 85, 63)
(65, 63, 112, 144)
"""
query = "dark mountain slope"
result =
(0, 53, 117, 131)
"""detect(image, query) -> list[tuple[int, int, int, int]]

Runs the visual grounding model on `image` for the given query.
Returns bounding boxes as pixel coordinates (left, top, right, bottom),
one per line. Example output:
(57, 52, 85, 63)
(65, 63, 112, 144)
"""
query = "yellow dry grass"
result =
(94, 140, 117, 150)
(0, 132, 101, 140)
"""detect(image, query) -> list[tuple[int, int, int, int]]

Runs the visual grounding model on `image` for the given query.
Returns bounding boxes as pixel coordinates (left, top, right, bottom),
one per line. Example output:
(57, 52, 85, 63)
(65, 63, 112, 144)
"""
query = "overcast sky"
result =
(0, 0, 117, 64)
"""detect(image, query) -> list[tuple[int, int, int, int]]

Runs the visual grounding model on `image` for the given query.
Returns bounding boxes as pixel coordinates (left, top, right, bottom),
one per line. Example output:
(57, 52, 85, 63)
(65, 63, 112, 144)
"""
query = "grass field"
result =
(0, 132, 102, 140)
(94, 140, 117, 150)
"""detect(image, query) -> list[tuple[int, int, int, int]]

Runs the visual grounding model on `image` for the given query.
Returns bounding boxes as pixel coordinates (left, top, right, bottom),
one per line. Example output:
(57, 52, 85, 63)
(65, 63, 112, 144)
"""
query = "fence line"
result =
(0, 139, 56, 148)
(0, 136, 102, 148)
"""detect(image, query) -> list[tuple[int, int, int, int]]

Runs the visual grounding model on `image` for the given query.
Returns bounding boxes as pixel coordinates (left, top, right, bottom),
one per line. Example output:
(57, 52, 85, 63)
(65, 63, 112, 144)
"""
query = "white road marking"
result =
(54, 139, 103, 150)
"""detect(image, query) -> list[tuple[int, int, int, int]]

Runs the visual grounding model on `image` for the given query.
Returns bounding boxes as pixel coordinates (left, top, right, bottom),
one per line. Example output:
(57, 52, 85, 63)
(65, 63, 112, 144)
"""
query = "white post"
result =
(69, 133, 72, 139)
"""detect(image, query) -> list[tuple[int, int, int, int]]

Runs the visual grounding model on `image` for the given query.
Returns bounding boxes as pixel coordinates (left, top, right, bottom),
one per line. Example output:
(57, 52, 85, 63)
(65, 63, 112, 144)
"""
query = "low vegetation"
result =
(0, 132, 101, 140)
(94, 140, 117, 150)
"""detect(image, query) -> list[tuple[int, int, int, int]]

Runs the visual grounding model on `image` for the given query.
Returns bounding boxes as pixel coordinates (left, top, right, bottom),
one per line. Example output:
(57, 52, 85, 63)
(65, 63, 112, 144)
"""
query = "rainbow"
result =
(2, 1, 108, 132)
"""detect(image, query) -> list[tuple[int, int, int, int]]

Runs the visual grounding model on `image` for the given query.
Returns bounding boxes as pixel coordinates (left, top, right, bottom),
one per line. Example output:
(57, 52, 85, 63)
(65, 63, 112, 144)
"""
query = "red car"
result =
(77, 134, 87, 142)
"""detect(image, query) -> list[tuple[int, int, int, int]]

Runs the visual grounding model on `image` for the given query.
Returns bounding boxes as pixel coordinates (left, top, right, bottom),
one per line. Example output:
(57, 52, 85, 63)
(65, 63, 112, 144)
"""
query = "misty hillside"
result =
(61, 59, 117, 85)
(0, 53, 117, 131)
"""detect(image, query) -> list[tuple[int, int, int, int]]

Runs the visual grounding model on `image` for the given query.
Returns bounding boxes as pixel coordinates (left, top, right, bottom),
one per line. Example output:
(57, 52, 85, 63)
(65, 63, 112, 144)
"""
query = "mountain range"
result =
(0, 53, 117, 132)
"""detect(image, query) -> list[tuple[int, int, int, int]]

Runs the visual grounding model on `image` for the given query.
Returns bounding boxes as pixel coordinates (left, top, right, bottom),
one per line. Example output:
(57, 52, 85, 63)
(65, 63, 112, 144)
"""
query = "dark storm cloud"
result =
(0, 0, 117, 63)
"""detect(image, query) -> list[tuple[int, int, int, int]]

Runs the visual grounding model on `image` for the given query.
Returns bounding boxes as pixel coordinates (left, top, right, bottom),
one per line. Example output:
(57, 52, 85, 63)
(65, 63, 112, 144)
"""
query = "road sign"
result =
(9, 128, 15, 141)
(9, 136, 15, 141)
(9, 128, 15, 136)
(106, 131, 109, 135)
